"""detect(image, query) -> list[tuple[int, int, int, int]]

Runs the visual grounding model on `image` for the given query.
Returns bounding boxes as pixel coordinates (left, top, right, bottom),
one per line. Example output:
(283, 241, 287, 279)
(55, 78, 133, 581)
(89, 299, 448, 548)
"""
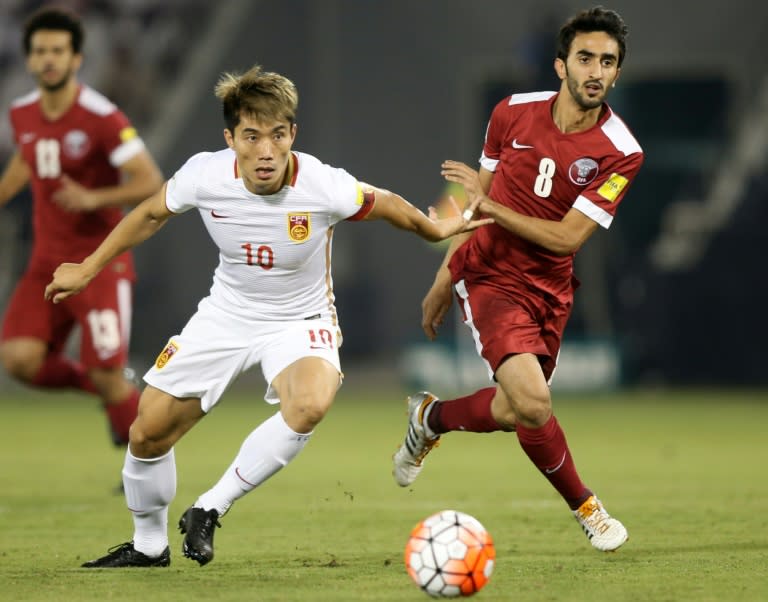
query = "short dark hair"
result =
(23, 6, 84, 55)
(556, 6, 628, 67)
(215, 65, 298, 133)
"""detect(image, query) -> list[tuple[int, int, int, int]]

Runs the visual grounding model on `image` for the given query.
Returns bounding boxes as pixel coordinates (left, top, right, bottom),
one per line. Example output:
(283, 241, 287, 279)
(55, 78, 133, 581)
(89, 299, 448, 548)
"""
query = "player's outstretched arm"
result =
(360, 184, 492, 242)
(45, 183, 174, 304)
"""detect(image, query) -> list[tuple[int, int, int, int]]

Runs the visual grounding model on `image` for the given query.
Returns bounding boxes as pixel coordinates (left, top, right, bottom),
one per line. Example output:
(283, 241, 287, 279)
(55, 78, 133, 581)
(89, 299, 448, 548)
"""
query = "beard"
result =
(565, 70, 607, 110)
(37, 67, 73, 93)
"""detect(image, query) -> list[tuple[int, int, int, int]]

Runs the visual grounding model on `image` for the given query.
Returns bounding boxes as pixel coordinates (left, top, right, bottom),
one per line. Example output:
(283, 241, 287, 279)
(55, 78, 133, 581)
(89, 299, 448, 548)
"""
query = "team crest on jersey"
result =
(63, 129, 90, 159)
(288, 213, 311, 242)
(155, 340, 179, 369)
(568, 158, 599, 185)
(597, 173, 629, 202)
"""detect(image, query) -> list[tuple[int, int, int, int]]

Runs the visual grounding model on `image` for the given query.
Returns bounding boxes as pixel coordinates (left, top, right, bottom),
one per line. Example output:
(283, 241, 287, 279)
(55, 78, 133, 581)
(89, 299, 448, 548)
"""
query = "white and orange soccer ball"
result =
(404, 510, 496, 598)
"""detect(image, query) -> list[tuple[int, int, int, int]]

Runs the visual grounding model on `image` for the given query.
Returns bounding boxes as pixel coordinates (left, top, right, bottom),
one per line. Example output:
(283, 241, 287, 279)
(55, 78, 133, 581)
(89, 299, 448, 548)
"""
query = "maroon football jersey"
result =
(9, 84, 142, 275)
(450, 91, 643, 304)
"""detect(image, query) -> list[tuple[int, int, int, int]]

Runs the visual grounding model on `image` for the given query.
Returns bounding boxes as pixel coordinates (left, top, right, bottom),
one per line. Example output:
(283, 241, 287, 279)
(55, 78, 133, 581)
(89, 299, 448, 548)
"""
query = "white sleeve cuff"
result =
(109, 137, 146, 167)
(573, 195, 613, 229)
(479, 153, 498, 172)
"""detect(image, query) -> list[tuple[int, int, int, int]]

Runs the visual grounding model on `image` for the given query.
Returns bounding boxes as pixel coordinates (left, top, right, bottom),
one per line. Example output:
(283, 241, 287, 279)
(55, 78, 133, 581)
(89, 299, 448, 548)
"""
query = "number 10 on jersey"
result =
(241, 243, 274, 270)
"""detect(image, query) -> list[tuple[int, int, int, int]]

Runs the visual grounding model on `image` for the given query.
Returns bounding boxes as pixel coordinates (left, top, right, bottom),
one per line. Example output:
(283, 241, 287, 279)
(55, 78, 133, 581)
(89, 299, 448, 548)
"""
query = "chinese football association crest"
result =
(287, 212, 311, 242)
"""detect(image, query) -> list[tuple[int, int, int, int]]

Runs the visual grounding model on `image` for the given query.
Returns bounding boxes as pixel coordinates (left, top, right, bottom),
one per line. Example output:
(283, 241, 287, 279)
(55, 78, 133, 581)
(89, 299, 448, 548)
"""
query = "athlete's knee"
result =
(0, 344, 43, 382)
(283, 392, 334, 432)
(513, 395, 552, 428)
(128, 417, 175, 459)
(502, 384, 552, 428)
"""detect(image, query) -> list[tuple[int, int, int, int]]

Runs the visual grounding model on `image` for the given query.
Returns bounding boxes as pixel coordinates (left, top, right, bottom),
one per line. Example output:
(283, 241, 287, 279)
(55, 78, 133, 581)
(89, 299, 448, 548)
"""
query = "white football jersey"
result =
(165, 149, 371, 322)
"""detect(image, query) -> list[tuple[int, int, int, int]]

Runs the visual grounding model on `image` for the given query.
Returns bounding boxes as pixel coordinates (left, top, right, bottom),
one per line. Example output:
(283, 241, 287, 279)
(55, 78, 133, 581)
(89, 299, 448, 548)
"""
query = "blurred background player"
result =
(393, 6, 643, 552)
(0, 7, 163, 457)
(44, 64, 489, 567)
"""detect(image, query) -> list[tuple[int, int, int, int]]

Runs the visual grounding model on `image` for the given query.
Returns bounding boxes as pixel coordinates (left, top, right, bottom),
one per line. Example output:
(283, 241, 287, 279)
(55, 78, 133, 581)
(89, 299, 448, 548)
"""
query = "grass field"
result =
(1, 385, 767, 601)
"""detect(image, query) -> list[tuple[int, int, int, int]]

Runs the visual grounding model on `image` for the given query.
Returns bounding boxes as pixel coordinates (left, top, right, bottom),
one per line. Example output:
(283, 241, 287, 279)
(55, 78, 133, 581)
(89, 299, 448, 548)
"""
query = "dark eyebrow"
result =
(241, 125, 287, 135)
(575, 49, 617, 62)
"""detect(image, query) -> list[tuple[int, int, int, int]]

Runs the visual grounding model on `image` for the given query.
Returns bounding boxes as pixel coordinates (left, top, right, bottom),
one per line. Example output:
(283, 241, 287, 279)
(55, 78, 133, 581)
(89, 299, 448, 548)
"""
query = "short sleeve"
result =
(572, 151, 644, 229)
(321, 165, 366, 224)
(165, 152, 210, 214)
(95, 109, 146, 168)
(479, 97, 510, 172)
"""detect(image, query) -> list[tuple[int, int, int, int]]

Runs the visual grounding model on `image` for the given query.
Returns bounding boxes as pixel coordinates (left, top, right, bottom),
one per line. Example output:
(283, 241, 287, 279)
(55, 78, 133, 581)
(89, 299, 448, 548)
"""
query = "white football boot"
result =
(392, 392, 441, 487)
(572, 495, 628, 551)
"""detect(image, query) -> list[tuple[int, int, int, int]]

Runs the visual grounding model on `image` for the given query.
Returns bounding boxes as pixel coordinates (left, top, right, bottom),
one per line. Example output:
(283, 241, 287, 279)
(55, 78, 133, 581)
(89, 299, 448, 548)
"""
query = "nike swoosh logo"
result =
(544, 452, 567, 474)
(512, 139, 534, 149)
(210, 210, 229, 218)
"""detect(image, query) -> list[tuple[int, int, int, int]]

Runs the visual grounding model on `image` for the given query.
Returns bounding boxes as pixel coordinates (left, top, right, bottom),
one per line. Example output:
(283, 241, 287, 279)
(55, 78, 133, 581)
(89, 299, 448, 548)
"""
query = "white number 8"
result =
(35, 138, 61, 178)
(534, 157, 556, 198)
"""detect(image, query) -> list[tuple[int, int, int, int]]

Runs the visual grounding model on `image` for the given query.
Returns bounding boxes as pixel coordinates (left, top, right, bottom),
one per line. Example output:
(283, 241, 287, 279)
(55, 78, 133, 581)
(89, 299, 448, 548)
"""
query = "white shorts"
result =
(143, 297, 342, 412)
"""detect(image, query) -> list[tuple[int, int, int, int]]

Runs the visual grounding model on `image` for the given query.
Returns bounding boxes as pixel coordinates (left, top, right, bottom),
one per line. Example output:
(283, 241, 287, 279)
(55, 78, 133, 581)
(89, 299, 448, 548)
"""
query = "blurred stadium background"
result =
(1, 0, 766, 395)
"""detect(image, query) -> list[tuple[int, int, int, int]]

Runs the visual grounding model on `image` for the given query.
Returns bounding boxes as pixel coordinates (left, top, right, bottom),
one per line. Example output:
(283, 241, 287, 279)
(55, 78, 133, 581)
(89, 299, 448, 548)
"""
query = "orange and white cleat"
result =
(392, 392, 441, 487)
(572, 495, 628, 551)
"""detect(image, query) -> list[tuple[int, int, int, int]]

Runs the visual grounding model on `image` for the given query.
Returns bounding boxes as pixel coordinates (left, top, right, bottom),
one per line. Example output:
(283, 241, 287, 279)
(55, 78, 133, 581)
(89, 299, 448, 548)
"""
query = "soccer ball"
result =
(404, 509, 495, 598)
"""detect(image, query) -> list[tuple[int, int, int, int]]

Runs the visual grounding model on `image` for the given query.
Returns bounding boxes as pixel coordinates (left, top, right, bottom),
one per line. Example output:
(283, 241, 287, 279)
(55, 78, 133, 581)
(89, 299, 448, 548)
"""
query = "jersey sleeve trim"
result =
(109, 137, 146, 167)
(10, 89, 40, 109)
(164, 190, 182, 215)
(346, 186, 376, 221)
(508, 91, 557, 106)
(601, 113, 642, 156)
(573, 195, 613, 229)
(78, 85, 117, 116)
(479, 152, 499, 172)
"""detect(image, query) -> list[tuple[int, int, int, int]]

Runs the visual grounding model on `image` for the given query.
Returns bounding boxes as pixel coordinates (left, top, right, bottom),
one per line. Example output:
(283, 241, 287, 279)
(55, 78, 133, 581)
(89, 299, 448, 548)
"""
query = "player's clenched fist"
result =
(44, 263, 93, 304)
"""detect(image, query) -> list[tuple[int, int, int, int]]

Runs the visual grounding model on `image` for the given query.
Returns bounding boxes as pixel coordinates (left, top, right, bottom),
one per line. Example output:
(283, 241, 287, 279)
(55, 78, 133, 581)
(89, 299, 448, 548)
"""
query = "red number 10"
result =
(241, 243, 274, 270)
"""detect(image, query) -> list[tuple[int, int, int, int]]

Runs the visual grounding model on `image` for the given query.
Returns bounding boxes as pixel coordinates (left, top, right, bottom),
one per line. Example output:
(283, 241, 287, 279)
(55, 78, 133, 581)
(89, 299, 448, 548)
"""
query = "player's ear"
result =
(223, 128, 234, 149)
(554, 57, 566, 80)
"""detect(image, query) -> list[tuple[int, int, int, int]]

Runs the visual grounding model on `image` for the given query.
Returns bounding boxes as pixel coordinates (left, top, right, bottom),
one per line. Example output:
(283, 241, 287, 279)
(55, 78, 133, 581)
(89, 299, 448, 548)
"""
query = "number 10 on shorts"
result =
(308, 328, 334, 350)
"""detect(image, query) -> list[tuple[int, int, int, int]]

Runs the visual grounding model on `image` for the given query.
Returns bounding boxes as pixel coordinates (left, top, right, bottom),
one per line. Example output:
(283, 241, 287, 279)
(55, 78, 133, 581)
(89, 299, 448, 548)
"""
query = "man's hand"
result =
(44, 262, 95, 304)
(426, 194, 492, 240)
(441, 161, 486, 217)
(52, 175, 100, 211)
(421, 271, 454, 340)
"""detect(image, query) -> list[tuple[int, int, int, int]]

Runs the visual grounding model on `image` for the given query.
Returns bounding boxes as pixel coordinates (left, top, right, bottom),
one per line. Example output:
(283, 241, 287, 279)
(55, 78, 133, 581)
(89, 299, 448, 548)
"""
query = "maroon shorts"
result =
(1, 265, 133, 369)
(453, 278, 572, 382)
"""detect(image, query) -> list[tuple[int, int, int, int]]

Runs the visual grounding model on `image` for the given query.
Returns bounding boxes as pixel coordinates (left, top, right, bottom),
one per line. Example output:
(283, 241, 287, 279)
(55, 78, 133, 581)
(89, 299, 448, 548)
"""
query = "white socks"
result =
(195, 411, 311, 517)
(122, 448, 177, 557)
(119, 412, 309, 556)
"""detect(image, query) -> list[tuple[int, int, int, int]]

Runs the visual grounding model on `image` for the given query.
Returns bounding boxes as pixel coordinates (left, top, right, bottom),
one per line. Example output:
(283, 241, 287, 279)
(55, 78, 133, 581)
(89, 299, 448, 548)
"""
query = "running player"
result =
(0, 7, 163, 454)
(45, 64, 490, 567)
(393, 6, 643, 552)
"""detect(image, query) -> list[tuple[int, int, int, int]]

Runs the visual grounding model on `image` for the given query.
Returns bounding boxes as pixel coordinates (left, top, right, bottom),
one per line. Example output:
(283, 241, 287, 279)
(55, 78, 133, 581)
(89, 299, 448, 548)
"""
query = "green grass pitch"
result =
(1, 385, 767, 601)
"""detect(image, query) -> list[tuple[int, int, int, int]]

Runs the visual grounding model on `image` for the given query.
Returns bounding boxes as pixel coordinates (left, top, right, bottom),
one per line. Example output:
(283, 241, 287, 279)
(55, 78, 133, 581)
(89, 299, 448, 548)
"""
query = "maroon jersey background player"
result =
(9, 85, 139, 272)
(393, 7, 643, 553)
(0, 7, 163, 456)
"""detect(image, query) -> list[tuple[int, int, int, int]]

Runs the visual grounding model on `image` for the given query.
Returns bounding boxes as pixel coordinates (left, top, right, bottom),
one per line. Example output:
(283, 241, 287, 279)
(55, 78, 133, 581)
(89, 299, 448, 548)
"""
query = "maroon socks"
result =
(516, 415, 591, 509)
